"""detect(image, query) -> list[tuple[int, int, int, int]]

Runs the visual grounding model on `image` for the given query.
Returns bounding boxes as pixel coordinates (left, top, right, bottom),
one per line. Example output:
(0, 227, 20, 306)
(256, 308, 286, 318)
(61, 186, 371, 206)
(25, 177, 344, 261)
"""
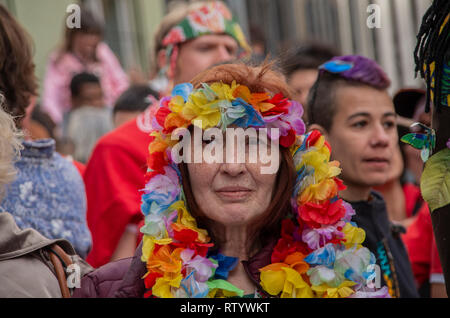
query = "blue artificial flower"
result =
(320, 61, 354, 74)
(209, 253, 239, 280)
(304, 243, 336, 268)
(172, 83, 194, 102)
(230, 98, 265, 128)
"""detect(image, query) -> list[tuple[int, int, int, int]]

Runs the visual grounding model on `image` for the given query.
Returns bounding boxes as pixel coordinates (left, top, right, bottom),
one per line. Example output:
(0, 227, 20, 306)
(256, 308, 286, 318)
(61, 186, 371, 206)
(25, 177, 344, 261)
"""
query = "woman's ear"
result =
(308, 123, 329, 139)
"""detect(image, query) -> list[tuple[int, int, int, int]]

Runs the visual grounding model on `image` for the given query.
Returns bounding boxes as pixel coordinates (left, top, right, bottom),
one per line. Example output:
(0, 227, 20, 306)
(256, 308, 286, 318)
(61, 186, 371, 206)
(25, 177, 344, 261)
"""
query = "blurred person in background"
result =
(66, 72, 114, 163)
(42, 7, 128, 130)
(0, 105, 93, 298)
(374, 89, 428, 228)
(0, 4, 91, 259)
(26, 104, 57, 140)
(281, 42, 339, 122)
(84, 0, 251, 268)
(112, 85, 159, 128)
(248, 24, 266, 64)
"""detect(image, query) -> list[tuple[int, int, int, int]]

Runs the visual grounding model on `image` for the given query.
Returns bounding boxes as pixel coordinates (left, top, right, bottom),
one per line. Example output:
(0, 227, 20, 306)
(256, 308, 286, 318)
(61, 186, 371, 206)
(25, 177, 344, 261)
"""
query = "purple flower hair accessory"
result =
(320, 55, 391, 90)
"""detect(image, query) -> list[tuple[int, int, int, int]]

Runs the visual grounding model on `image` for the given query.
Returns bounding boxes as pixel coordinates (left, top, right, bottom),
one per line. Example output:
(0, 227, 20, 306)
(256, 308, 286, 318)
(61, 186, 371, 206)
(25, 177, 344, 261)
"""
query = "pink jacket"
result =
(42, 42, 129, 124)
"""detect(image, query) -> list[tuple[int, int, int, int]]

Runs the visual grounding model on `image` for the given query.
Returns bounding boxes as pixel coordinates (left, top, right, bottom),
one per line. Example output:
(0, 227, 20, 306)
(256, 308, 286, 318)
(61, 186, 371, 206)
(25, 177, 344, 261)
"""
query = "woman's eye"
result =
(352, 121, 367, 128)
(383, 121, 395, 129)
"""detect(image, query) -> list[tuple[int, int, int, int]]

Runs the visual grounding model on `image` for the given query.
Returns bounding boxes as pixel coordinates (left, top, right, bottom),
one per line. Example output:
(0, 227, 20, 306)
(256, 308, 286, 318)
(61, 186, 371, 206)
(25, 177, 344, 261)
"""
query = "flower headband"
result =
(161, 2, 251, 78)
(140, 81, 389, 298)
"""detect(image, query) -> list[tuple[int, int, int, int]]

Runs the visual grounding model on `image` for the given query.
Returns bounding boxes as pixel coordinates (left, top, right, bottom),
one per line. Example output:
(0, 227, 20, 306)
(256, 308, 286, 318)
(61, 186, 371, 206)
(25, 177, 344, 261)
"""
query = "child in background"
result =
(66, 72, 113, 163)
(112, 85, 158, 128)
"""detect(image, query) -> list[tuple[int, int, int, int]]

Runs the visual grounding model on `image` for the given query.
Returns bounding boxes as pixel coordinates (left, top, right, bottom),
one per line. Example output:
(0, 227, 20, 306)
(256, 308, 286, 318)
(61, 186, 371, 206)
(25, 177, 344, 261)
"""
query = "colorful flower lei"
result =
(140, 81, 389, 298)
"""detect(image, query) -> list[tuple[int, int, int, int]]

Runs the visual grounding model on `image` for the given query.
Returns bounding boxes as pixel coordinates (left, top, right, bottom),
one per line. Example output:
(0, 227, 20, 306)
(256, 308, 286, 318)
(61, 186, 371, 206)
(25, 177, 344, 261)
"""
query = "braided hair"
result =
(414, 0, 450, 113)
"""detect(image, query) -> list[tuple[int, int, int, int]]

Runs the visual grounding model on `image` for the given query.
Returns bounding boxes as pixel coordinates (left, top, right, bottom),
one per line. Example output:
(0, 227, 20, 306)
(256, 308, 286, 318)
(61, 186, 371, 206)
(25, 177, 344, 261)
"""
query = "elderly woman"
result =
(74, 63, 389, 298)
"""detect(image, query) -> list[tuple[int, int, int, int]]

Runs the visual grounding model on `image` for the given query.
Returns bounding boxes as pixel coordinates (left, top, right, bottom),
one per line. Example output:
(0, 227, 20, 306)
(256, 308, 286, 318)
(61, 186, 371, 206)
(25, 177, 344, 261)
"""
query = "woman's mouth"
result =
(215, 187, 253, 200)
(362, 157, 389, 169)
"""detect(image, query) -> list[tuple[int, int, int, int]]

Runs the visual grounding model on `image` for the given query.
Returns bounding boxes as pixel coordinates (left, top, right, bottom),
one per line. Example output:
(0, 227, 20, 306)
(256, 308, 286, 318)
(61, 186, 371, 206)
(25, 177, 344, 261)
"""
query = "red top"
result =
(402, 184, 443, 288)
(84, 109, 154, 268)
(403, 183, 423, 218)
(72, 159, 86, 177)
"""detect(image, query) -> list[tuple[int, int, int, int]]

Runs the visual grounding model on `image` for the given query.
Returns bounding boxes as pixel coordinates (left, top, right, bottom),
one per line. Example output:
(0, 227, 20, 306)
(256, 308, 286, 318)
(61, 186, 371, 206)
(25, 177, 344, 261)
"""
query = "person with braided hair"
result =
(413, 0, 450, 295)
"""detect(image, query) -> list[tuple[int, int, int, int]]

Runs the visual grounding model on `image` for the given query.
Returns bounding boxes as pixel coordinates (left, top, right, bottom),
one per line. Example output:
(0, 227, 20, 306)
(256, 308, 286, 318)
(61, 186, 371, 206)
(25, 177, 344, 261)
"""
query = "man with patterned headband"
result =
(307, 55, 419, 298)
(84, 1, 251, 268)
(413, 0, 450, 295)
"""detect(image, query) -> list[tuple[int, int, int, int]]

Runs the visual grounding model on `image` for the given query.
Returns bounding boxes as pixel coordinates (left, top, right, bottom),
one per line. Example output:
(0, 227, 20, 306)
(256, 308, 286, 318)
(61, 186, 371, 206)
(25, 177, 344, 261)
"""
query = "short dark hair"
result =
(31, 104, 56, 139)
(70, 72, 101, 98)
(307, 55, 391, 131)
(113, 85, 159, 115)
(281, 42, 340, 78)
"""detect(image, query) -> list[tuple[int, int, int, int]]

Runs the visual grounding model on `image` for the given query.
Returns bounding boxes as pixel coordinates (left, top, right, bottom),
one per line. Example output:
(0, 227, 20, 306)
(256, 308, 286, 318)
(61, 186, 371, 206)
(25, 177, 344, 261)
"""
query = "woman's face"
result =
(72, 32, 101, 62)
(186, 130, 279, 228)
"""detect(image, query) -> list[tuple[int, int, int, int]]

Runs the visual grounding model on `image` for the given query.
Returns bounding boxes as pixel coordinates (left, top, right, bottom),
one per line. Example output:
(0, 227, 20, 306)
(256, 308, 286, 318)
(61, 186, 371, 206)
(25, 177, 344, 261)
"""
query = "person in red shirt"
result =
(84, 1, 251, 268)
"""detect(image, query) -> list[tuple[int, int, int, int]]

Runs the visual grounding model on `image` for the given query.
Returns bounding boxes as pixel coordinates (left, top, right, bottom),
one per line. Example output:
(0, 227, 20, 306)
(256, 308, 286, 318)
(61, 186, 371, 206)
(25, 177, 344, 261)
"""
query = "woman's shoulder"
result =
(47, 49, 81, 73)
(73, 257, 134, 298)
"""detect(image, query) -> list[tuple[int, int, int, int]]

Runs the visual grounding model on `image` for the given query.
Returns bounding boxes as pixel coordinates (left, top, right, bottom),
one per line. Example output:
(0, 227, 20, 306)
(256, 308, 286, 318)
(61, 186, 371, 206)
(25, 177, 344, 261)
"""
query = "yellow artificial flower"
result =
(210, 82, 237, 101)
(152, 274, 183, 298)
(260, 265, 314, 298)
(141, 235, 172, 262)
(170, 201, 209, 243)
(342, 223, 366, 248)
(182, 89, 222, 129)
(169, 95, 185, 114)
(297, 150, 341, 184)
(299, 178, 339, 204)
(311, 280, 356, 298)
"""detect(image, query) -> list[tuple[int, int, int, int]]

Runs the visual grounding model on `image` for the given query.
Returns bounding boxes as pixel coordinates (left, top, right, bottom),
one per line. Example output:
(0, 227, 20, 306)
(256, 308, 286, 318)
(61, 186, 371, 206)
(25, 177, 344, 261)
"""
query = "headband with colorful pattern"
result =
(140, 78, 390, 298)
(161, 2, 251, 78)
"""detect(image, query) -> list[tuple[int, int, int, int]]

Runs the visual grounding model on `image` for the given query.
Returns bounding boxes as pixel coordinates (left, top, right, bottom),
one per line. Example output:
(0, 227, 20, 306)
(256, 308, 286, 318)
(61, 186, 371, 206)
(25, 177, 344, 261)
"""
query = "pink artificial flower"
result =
(302, 221, 346, 250)
(281, 101, 306, 136)
(180, 249, 217, 282)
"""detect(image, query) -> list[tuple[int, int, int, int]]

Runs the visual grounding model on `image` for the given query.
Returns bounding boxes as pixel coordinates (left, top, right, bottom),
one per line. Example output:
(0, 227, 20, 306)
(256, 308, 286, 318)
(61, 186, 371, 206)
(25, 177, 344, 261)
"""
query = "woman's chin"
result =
(208, 204, 263, 226)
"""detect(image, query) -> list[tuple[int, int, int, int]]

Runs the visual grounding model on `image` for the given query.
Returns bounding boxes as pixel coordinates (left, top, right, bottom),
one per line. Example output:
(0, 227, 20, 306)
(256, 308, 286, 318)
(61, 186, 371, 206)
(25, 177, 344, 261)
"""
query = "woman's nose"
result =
(370, 124, 391, 147)
(219, 162, 246, 177)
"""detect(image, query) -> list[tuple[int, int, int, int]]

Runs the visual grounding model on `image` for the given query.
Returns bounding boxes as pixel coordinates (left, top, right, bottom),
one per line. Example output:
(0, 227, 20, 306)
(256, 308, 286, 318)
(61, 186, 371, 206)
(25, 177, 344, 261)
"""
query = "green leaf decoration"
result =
(207, 279, 244, 297)
(421, 148, 450, 212)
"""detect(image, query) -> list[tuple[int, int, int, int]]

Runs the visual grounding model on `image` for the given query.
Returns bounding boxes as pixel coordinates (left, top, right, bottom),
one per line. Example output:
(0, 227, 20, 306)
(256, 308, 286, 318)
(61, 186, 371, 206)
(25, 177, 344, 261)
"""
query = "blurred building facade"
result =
(235, 0, 431, 93)
(1, 0, 430, 95)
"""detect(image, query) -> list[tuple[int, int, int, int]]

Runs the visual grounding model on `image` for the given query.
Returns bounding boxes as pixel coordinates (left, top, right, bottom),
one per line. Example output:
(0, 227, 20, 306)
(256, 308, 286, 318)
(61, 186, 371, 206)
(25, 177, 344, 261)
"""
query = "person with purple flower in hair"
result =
(307, 55, 419, 298)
